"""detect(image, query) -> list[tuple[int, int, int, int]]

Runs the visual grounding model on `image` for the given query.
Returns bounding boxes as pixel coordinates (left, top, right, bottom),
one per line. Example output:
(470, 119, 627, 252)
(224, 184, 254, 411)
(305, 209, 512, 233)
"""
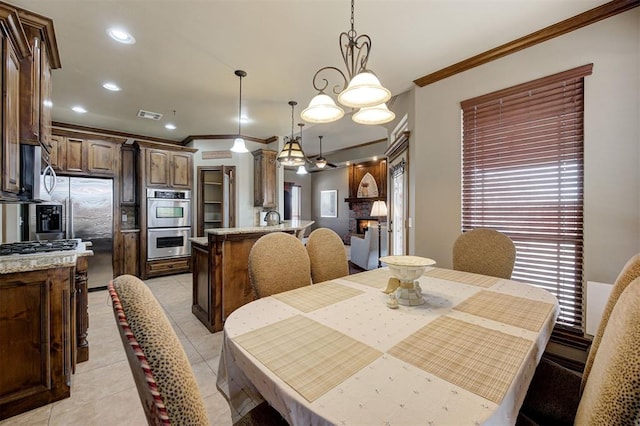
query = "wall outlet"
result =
(122, 214, 128, 222)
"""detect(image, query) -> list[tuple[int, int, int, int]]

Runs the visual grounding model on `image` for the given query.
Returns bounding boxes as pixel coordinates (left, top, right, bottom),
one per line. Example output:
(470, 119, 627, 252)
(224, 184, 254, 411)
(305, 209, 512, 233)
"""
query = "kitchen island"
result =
(191, 220, 313, 332)
(0, 241, 93, 420)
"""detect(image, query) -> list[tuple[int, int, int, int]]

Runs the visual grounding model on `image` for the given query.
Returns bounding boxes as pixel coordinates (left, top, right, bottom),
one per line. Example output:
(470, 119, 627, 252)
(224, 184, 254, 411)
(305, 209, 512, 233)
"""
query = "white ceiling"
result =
(10, 0, 607, 155)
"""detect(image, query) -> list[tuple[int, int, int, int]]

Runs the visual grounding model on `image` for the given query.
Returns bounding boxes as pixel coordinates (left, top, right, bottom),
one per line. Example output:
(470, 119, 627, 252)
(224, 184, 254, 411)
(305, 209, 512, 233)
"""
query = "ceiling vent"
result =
(137, 109, 162, 120)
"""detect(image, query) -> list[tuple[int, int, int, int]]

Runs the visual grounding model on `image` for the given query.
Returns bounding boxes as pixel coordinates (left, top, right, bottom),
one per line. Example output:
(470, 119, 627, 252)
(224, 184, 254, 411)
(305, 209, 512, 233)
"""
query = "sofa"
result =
(350, 225, 388, 270)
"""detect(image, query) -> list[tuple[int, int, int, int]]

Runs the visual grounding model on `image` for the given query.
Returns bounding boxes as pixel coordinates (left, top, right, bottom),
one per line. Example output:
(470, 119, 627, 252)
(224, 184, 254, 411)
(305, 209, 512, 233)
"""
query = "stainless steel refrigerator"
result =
(40, 176, 114, 290)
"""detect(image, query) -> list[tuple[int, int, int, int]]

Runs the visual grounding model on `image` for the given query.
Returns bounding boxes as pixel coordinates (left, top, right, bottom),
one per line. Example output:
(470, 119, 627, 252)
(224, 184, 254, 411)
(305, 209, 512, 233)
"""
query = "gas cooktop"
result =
(0, 239, 79, 256)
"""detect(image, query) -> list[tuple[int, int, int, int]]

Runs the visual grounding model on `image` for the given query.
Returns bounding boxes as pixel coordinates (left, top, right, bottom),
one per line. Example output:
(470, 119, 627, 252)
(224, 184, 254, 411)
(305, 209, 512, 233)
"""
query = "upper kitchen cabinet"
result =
(0, 5, 30, 199)
(252, 149, 277, 208)
(121, 145, 136, 204)
(137, 141, 196, 190)
(48, 132, 118, 177)
(17, 9, 61, 150)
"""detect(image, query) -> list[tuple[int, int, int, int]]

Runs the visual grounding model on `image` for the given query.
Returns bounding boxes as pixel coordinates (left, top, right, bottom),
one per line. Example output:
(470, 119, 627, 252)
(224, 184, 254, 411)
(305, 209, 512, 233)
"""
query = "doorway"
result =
(385, 118, 410, 256)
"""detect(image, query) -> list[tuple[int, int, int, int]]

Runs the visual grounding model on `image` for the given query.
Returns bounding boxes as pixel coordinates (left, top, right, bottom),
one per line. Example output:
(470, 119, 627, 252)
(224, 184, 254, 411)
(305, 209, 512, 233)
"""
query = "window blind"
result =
(460, 64, 592, 330)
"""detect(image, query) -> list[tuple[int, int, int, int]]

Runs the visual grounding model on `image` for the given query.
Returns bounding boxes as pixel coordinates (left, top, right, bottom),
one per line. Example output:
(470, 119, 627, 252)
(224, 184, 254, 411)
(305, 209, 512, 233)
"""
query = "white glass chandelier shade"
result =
(352, 102, 396, 125)
(296, 165, 308, 175)
(301, 93, 345, 124)
(230, 137, 248, 153)
(337, 72, 391, 108)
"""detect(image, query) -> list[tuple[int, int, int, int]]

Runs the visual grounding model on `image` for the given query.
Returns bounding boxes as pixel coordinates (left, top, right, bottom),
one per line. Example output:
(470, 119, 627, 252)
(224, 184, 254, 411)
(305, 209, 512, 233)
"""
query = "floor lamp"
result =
(370, 200, 387, 268)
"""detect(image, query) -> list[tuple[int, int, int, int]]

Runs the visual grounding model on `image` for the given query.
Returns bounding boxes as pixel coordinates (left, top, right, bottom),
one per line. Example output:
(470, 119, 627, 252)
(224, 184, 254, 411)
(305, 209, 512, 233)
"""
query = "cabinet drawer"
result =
(146, 257, 191, 275)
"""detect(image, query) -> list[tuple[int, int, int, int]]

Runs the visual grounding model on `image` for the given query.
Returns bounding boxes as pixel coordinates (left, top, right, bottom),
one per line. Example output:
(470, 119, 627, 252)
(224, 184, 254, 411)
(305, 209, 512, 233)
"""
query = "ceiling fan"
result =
(313, 136, 337, 169)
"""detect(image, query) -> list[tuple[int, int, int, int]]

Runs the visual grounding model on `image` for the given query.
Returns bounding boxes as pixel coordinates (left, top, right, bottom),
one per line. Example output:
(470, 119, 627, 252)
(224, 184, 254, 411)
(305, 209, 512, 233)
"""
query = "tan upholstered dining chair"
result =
(518, 276, 640, 425)
(108, 274, 209, 425)
(249, 231, 311, 298)
(452, 228, 516, 279)
(306, 227, 349, 283)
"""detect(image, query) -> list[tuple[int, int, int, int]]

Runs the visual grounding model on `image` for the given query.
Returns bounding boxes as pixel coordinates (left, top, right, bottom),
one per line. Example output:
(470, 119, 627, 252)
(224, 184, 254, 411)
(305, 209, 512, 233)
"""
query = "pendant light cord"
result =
(238, 74, 242, 135)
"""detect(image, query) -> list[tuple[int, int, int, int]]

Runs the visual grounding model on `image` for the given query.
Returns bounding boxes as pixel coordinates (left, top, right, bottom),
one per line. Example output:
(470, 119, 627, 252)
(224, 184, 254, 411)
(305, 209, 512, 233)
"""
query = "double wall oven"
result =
(146, 189, 192, 260)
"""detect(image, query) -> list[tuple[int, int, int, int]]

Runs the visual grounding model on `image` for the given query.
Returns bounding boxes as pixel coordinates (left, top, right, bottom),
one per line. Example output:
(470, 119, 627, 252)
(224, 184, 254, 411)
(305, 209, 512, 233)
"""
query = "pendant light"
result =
(296, 123, 308, 174)
(352, 102, 395, 125)
(230, 70, 249, 153)
(315, 136, 328, 169)
(277, 101, 307, 167)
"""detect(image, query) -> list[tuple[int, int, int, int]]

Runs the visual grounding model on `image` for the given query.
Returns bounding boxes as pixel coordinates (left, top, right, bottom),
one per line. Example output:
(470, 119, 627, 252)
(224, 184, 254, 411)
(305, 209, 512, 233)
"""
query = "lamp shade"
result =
(296, 165, 308, 175)
(370, 200, 387, 217)
(315, 157, 327, 169)
(230, 137, 248, 153)
(352, 103, 396, 125)
(277, 138, 306, 167)
(301, 93, 345, 123)
(338, 71, 391, 108)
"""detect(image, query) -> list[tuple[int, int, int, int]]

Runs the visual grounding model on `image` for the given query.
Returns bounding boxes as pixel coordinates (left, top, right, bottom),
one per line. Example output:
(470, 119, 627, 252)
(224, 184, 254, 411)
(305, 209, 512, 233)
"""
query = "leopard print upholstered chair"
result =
(452, 228, 516, 279)
(109, 275, 209, 425)
(519, 276, 640, 424)
(581, 253, 640, 391)
(306, 228, 349, 283)
(248, 231, 311, 298)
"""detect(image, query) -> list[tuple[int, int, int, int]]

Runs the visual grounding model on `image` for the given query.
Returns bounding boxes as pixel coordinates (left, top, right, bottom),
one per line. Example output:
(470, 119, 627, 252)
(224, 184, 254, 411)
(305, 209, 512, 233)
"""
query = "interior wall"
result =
(310, 167, 350, 240)
(412, 9, 640, 287)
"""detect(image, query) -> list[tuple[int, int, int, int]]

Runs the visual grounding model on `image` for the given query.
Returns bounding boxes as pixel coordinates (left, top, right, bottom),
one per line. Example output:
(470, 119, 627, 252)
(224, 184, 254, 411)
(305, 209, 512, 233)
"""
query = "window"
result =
(461, 64, 593, 331)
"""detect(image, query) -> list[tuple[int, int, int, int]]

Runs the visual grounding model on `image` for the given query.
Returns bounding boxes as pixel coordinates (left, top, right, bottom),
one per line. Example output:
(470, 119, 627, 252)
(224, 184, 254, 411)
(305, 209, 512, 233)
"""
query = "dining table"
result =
(216, 265, 559, 425)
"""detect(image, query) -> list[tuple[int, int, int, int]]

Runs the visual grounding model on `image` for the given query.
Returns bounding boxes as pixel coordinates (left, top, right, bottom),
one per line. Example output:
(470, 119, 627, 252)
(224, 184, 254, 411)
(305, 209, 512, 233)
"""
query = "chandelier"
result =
(277, 101, 308, 167)
(300, 0, 395, 126)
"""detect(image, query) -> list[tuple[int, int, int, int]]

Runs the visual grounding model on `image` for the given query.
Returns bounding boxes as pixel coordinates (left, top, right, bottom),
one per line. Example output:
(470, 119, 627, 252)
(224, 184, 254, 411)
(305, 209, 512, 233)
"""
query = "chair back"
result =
(581, 253, 640, 391)
(306, 227, 349, 283)
(452, 228, 516, 279)
(249, 232, 311, 298)
(575, 276, 640, 424)
(108, 275, 209, 426)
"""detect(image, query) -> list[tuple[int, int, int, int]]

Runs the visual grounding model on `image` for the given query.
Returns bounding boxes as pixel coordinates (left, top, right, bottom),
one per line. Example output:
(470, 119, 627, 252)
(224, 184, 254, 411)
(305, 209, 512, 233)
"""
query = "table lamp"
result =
(370, 200, 387, 268)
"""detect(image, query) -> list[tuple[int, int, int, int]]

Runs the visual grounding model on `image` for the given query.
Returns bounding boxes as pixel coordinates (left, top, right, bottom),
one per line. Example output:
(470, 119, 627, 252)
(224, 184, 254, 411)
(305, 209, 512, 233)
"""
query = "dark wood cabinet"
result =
(346, 159, 388, 206)
(252, 149, 277, 208)
(0, 266, 74, 420)
(2, 36, 21, 195)
(121, 146, 136, 204)
(49, 135, 117, 177)
(197, 166, 235, 235)
(144, 147, 193, 189)
(122, 230, 139, 276)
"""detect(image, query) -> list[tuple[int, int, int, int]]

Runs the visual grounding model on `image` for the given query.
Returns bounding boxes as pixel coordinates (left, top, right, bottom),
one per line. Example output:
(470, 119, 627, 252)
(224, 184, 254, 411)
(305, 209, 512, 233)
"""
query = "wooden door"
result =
(64, 138, 85, 173)
(121, 146, 136, 204)
(87, 140, 115, 176)
(385, 129, 411, 256)
(48, 134, 65, 171)
(2, 38, 21, 194)
(170, 152, 192, 188)
(145, 149, 170, 187)
(39, 41, 52, 149)
(122, 231, 139, 276)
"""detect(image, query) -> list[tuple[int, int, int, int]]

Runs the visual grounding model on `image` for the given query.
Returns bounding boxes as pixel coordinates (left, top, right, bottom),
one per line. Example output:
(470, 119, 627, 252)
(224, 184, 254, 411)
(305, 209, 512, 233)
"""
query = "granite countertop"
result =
(0, 240, 94, 275)
(203, 220, 314, 236)
(189, 237, 207, 247)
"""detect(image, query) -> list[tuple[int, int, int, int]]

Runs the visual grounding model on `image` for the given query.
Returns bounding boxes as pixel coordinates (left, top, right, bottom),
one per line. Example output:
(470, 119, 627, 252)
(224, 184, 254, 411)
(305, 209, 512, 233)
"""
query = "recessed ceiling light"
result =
(102, 82, 121, 91)
(107, 27, 135, 44)
(165, 123, 176, 130)
(72, 106, 87, 114)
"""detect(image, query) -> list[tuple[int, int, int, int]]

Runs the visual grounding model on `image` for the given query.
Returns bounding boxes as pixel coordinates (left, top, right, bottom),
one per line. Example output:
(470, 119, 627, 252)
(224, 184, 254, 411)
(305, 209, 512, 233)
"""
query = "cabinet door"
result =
(87, 140, 115, 176)
(146, 149, 170, 187)
(122, 232, 139, 276)
(121, 147, 136, 204)
(170, 152, 192, 188)
(2, 38, 21, 194)
(64, 138, 85, 173)
(39, 41, 52, 149)
(252, 149, 276, 208)
(49, 134, 65, 171)
(19, 33, 40, 145)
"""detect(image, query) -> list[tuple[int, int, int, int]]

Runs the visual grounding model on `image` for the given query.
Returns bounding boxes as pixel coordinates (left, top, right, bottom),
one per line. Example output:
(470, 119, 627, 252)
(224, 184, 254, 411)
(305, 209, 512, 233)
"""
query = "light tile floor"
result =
(1, 273, 233, 426)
